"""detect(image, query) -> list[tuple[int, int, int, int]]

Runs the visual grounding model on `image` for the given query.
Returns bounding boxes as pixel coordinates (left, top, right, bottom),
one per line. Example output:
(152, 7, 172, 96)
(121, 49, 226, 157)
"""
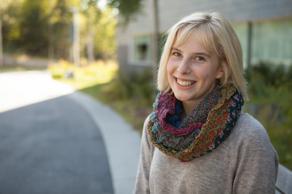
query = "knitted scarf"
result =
(147, 84, 244, 162)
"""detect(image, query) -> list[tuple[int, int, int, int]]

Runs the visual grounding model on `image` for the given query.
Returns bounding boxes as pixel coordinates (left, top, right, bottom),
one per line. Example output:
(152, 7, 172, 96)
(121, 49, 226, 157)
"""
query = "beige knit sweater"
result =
(134, 113, 278, 194)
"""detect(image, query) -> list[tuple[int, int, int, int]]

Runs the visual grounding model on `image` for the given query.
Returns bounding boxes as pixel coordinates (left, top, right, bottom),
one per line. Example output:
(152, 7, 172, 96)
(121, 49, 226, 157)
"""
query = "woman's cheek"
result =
(167, 61, 176, 72)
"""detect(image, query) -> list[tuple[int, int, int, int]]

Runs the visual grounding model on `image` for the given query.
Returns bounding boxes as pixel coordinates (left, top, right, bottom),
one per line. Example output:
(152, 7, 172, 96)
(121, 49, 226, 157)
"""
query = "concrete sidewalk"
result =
(70, 92, 141, 194)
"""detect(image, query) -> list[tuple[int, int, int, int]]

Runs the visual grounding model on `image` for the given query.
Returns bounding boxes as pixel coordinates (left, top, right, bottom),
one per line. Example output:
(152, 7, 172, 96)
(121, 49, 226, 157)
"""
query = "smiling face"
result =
(167, 30, 223, 115)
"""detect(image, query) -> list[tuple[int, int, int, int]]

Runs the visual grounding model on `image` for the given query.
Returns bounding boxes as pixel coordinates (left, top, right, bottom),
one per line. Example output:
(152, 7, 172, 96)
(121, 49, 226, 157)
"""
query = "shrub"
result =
(245, 62, 292, 169)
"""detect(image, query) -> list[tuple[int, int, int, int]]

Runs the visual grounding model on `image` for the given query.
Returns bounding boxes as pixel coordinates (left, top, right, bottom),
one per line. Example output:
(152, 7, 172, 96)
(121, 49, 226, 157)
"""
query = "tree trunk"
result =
(247, 21, 253, 68)
(152, 0, 160, 78)
(72, 8, 80, 66)
(86, 25, 95, 63)
(0, 19, 3, 66)
(48, 23, 54, 62)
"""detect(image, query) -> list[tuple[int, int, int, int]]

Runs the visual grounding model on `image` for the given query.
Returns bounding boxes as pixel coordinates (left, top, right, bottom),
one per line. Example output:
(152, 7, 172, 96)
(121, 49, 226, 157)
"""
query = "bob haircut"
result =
(157, 12, 248, 100)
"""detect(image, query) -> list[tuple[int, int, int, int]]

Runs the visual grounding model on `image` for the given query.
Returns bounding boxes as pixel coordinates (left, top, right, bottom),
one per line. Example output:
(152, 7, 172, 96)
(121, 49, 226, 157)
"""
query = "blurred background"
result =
(0, 0, 291, 193)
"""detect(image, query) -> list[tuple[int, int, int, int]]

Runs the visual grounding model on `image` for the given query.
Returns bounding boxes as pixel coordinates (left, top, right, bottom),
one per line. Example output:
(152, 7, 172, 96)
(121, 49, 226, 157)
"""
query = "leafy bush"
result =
(245, 62, 292, 169)
(245, 62, 292, 89)
(96, 69, 155, 129)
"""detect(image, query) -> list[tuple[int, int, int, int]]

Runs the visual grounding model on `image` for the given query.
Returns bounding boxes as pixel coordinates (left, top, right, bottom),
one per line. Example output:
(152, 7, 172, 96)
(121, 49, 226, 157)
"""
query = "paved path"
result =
(0, 95, 113, 194)
(70, 92, 141, 194)
(0, 71, 141, 194)
(0, 71, 74, 112)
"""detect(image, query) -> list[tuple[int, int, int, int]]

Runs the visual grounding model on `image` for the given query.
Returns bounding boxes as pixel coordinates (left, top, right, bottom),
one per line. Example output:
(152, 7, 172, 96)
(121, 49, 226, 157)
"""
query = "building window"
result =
(137, 43, 148, 60)
(134, 35, 151, 63)
(133, 33, 166, 65)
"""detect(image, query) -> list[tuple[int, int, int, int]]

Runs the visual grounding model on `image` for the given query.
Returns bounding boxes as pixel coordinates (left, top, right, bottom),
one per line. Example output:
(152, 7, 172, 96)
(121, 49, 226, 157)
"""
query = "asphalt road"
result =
(0, 71, 114, 194)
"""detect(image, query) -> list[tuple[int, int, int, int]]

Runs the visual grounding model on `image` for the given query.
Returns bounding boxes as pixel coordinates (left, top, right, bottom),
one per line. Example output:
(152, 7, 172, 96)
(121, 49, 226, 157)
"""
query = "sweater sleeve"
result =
(133, 115, 154, 194)
(232, 124, 279, 194)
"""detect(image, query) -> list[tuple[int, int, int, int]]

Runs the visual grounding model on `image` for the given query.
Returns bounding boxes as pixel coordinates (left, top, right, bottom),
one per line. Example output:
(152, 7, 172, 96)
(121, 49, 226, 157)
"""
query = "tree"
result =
(0, 0, 143, 61)
(18, 0, 50, 55)
(0, 3, 7, 65)
(0, 17, 2, 66)
(107, 0, 142, 24)
(152, 0, 160, 66)
(92, 7, 116, 59)
(106, 0, 160, 66)
(81, 0, 102, 62)
(0, 0, 18, 65)
(47, 0, 72, 59)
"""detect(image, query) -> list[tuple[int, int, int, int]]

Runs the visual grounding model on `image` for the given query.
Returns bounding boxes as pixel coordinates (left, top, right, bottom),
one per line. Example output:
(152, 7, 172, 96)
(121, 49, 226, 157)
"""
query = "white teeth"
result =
(176, 79, 194, 86)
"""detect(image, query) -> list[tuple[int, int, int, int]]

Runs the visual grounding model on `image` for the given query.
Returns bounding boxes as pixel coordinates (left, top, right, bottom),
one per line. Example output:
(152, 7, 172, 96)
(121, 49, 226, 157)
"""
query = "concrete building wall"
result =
(117, 0, 292, 70)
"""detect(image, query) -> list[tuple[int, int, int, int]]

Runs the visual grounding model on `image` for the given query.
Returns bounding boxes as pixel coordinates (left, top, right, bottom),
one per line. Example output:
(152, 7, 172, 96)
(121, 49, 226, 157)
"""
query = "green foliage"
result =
(1, 0, 139, 59)
(95, 70, 155, 129)
(107, 0, 142, 24)
(18, 0, 50, 55)
(245, 62, 292, 169)
(1, 1, 22, 52)
(48, 0, 72, 59)
(246, 61, 292, 89)
(2, 0, 116, 60)
(93, 8, 116, 59)
(101, 70, 154, 103)
(79, 5, 116, 59)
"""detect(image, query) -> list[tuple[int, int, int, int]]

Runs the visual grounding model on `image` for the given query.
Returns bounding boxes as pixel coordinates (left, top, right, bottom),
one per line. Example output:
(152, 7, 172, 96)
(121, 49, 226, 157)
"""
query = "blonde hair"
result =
(157, 12, 248, 100)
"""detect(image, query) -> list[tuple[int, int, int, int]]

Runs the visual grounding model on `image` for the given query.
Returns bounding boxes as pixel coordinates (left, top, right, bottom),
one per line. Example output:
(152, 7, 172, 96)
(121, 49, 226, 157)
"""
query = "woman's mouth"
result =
(175, 78, 196, 87)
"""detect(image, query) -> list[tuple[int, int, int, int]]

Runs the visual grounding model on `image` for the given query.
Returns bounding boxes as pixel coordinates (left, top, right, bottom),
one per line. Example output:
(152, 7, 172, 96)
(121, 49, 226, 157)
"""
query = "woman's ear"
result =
(216, 60, 229, 80)
(215, 64, 224, 79)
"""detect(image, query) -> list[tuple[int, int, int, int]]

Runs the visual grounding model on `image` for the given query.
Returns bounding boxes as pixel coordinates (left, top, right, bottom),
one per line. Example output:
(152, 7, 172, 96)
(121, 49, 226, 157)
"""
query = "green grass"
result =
(48, 60, 118, 89)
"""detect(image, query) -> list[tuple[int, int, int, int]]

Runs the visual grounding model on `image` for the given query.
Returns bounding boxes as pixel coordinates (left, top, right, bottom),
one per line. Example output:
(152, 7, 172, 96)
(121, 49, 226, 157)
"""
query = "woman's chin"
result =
(173, 93, 193, 102)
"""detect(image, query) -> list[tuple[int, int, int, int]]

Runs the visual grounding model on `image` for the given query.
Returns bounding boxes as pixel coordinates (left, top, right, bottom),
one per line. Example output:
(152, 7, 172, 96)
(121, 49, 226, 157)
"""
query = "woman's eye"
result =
(194, 56, 206, 62)
(171, 52, 181, 57)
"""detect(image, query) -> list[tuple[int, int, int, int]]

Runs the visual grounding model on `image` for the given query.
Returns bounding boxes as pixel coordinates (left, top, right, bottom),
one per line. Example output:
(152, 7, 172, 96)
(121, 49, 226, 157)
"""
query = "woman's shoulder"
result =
(143, 112, 155, 130)
(139, 113, 156, 151)
(232, 112, 276, 151)
(236, 113, 268, 136)
(230, 114, 278, 193)
(141, 112, 155, 139)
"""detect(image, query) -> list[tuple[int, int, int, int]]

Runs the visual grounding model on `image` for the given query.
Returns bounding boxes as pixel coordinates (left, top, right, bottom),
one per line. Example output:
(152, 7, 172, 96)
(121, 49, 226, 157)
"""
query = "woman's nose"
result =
(177, 60, 191, 74)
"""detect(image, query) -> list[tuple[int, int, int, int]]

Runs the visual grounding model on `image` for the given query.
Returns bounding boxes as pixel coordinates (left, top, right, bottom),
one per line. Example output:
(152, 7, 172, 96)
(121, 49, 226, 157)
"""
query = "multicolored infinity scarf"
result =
(147, 84, 244, 162)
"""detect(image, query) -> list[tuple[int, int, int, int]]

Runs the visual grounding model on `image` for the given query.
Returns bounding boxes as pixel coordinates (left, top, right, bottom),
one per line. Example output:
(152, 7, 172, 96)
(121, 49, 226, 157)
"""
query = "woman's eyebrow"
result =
(171, 47, 211, 57)
(171, 47, 181, 52)
(193, 52, 211, 58)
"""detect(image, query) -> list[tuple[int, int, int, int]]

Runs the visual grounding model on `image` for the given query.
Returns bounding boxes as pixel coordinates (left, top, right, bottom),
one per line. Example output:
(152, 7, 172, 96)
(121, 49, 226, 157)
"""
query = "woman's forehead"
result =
(173, 28, 216, 53)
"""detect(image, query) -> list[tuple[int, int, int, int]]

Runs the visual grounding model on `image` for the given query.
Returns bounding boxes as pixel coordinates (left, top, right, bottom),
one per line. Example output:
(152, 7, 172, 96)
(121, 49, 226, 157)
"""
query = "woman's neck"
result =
(182, 100, 199, 115)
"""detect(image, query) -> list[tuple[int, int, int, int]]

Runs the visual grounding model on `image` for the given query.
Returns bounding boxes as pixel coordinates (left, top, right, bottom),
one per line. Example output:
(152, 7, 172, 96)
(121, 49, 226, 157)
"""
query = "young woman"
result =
(134, 12, 278, 194)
